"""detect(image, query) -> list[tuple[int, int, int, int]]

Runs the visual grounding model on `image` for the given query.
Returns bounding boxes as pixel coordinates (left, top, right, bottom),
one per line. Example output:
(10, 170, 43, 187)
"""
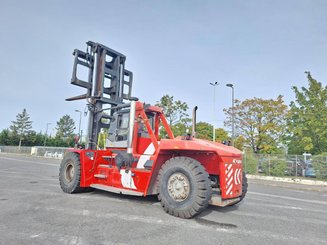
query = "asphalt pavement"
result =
(0, 153, 327, 245)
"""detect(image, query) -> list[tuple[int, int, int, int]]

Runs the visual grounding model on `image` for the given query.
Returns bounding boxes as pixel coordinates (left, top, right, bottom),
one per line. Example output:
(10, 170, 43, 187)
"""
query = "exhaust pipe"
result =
(192, 106, 198, 138)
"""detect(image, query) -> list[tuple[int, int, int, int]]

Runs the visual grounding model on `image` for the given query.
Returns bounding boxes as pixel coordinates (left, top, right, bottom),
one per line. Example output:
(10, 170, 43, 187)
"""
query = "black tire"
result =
(59, 152, 84, 193)
(229, 171, 248, 206)
(157, 157, 212, 219)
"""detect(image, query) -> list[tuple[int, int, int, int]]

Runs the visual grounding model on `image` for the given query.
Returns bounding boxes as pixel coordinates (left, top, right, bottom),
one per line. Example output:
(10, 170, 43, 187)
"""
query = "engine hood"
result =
(159, 138, 242, 157)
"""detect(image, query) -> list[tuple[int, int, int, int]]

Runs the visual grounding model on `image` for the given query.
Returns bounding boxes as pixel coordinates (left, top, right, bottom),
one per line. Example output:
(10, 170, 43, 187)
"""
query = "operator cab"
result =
(106, 109, 155, 149)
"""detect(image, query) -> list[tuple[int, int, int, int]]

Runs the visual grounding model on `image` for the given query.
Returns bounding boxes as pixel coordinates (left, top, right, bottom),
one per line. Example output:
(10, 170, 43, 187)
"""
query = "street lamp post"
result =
(44, 123, 51, 146)
(209, 82, 219, 142)
(226, 83, 235, 146)
(75, 110, 82, 143)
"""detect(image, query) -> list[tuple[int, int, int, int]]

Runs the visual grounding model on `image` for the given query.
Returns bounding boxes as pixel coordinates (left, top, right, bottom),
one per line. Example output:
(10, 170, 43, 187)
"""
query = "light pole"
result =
(75, 110, 82, 142)
(209, 82, 219, 142)
(44, 123, 51, 146)
(226, 83, 235, 146)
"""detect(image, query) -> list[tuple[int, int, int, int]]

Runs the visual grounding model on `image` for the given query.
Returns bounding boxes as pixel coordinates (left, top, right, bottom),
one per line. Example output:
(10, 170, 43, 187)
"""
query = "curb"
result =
(247, 174, 327, 187)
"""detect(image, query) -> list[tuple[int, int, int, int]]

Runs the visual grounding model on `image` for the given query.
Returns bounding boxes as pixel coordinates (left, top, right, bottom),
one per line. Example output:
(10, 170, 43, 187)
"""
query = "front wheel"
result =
(157, 157, 212, 218)
(59, 152, 84, 193)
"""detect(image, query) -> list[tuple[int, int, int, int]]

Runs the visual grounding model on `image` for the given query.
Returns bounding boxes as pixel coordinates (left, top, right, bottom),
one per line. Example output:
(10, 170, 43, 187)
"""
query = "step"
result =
(90, 184, 144, 196)
(94, 174, 107, 179)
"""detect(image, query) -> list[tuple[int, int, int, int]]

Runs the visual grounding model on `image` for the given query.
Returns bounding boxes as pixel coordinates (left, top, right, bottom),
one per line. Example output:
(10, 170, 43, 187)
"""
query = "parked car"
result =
(305, 163, 316, 178)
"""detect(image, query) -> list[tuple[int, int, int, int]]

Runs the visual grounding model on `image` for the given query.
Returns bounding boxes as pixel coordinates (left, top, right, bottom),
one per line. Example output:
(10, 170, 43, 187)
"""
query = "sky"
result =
(0, 0, 326, 136)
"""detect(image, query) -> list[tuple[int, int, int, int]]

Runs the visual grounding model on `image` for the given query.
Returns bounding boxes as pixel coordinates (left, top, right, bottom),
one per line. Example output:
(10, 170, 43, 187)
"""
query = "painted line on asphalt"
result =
(292, 190, 305, 193)
(5, 189, 129, 204)
(248, 191, 327, 205)
(245, 199, 327, 214)
(30, 233, 44, 238)
(245, 200, 302, 210)
(0, 156, 58, 167)
(0, 170, 19, 174)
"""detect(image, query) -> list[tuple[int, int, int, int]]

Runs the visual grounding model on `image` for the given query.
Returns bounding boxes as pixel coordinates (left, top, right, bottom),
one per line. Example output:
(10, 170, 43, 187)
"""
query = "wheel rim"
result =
(65, 162, 74, 183)
(167, 172, 190, 202)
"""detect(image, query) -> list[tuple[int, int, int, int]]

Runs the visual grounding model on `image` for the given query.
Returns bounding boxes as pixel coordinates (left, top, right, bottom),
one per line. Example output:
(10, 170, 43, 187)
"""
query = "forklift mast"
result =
(66, 41, 135, 149)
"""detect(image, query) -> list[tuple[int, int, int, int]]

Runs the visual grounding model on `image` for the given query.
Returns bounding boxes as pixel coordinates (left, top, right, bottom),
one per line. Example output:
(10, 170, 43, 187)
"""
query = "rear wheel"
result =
(59, 152, 85, 193)
(157, 157, 212, 218)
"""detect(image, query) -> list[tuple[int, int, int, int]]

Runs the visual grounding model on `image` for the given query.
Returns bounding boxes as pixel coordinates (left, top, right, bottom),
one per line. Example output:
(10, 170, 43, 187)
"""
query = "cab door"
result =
(106, 112, 130, 148)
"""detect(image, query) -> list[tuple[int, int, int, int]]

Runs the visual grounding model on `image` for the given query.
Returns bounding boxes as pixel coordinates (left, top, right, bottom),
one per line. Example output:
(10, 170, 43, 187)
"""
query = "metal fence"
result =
(0, 145, 32, 155)
(243, 153, 327, 180)
(0, 146, 69, 159)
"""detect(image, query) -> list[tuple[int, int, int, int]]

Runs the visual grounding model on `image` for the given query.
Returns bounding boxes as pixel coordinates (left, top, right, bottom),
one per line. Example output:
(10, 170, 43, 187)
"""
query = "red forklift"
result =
(59, 41, 247, 218)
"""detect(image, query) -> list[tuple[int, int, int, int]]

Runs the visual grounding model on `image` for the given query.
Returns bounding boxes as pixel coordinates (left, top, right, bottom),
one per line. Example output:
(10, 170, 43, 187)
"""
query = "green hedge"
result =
(243, 152, 258, 174)
(268, 158, 287, 177)
(312, 154, 327, 179)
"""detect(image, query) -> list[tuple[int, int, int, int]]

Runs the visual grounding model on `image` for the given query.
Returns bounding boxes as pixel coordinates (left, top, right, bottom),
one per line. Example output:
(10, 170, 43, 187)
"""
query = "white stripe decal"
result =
(226, 184, 233, 195)
(225, 163, 234, 196)
(234, 169, 241, 185)
(136, 142, 159, 169)
(227, 168, 233, 178)
(143, 143, 156, 155)
(227, 176, 233, 186)
(120, 170, 136, 189)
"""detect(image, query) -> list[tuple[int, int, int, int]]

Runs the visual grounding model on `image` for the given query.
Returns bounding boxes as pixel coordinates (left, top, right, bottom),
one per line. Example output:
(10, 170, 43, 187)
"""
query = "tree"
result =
(10, 109, 33, 148)
(215, 128, 229, 143)
(156, 95, 190, 137)
(0, 129, 12, 145)
(234, 135, 246, 151)
(156, 95, 189, 126)
(195, 122, 212, 140)
(170, 122, 191, 138)
(196, 122, 229, 142)
(56, 115, 76, 139)
(224, 96, 288, 154)
(24, 131, 44, 146)
(287, 72, 327, 154)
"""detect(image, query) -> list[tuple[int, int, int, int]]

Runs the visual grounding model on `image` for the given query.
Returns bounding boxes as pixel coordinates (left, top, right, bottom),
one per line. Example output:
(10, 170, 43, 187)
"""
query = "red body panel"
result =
(72, 148, 152, 193)
(71, 139, 243, 200)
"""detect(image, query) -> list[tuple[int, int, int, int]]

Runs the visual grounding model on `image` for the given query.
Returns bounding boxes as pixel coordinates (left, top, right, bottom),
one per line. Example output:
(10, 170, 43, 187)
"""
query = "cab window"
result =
(118, 113, 129, 129)
(116, 113, 129, 141)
